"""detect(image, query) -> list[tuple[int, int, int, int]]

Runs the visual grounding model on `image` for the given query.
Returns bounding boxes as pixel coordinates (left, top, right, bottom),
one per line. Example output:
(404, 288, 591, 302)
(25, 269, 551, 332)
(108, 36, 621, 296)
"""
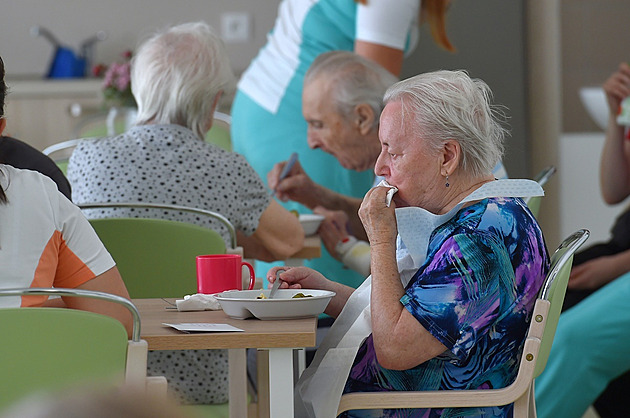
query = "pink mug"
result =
(196, 254, 255, 294)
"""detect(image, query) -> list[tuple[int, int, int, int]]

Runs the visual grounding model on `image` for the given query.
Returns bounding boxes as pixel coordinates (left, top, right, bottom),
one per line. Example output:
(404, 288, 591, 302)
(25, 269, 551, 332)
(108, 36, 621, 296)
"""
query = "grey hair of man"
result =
(304, 51, 398, 130)
(131, 21, 235, 140)
(384, 70, 507, 178)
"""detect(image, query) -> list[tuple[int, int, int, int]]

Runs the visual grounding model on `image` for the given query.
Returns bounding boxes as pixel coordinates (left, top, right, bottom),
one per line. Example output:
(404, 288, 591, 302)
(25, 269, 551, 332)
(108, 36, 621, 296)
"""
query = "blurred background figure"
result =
(0, 135, 71, 199)
(0, 54, 132, 337)
(0, 384, 190, 418)
(536, 62, 630, 418)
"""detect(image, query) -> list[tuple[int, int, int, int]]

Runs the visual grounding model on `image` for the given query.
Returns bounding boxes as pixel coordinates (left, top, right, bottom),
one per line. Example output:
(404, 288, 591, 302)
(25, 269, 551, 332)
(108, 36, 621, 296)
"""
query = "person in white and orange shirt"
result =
(0, 55, 132, 337)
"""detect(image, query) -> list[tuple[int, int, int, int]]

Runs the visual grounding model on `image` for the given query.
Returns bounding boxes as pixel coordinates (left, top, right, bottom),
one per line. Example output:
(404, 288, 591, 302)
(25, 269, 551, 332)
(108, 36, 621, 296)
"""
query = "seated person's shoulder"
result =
(0, 136, 72, 199)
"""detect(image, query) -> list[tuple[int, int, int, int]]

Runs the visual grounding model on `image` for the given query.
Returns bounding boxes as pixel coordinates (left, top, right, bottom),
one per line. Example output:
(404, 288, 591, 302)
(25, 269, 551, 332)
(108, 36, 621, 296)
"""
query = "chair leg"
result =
(529, 382, 537, 418)
(146, 376, 168, 398)
(513, 383, 533, 418)
(257, 350, 270, 418)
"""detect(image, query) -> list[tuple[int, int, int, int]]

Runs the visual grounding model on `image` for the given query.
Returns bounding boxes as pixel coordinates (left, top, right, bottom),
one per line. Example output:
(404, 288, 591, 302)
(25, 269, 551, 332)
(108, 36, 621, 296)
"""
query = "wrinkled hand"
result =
(603, 62, 630, 115)
(267, 160, 318, 206)
(267, 266, 328, 290)
(568, 256, 622, 289)
(313, 206, 350, 260)
(358, 186, 397, 248)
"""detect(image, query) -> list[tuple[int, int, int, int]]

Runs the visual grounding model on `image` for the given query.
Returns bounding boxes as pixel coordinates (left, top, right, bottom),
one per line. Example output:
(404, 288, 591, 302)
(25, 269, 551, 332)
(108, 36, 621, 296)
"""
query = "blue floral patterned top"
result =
(342, 197, 549, 418)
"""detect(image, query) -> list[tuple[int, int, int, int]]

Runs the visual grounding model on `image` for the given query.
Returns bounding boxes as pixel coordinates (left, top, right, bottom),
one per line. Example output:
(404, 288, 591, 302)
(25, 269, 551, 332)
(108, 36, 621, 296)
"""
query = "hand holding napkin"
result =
(376, 179, 398, 207)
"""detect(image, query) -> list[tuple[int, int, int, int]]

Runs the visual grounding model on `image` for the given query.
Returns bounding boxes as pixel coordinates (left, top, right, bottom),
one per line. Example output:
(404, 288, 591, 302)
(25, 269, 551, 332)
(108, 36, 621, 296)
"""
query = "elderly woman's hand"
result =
(267, 266, 328, 290)
(267, 265, 356, 318)
(358, 186, 398, 248)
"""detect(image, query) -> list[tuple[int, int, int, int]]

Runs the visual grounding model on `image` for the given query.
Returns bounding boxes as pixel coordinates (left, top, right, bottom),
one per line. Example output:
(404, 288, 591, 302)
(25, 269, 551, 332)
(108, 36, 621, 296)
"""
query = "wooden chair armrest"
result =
(337, 337, 540, 415)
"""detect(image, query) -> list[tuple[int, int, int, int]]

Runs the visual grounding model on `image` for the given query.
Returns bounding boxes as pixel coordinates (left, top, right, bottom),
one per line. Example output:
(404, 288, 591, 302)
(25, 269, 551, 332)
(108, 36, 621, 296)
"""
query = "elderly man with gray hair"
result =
(269, 51, 397, 276)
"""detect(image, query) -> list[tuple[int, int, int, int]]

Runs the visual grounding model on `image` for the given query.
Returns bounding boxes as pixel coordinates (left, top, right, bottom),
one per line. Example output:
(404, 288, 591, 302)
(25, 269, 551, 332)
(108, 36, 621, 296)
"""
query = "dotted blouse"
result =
(68, 124, 270, 246)
(67, 124, 271, 404)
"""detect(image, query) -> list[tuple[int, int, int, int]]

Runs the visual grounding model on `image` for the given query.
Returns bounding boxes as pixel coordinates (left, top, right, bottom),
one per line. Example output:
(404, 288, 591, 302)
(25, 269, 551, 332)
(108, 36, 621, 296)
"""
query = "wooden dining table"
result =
(289, 234, 321, 262)
(134, 298, 318, 418)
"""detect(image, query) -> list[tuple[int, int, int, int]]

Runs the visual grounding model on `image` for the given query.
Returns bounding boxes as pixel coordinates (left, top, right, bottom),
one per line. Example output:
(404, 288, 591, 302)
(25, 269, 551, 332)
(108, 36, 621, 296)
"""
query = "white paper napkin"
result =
(163, 323, 243, 332)
(376, 179, 398, 207)
(175, 293, 222, 311)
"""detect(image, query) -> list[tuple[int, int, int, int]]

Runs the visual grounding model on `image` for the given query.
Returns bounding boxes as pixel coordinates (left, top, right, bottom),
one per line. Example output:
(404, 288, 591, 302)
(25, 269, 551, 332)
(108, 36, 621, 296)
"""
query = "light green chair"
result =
(0, 287, 166, 411)
(79, 202, 241, 417)
(42, 138, 83, 176)
(336, 229, 590, 418)
(81, 204, 229, 299)
(205, 111, 232, 151)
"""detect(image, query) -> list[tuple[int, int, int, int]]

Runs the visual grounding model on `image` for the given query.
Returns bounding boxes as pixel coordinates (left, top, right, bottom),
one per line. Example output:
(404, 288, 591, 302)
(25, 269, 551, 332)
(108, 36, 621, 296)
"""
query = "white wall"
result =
(1, 0, 281, 77)
(559, 132, 628, 246)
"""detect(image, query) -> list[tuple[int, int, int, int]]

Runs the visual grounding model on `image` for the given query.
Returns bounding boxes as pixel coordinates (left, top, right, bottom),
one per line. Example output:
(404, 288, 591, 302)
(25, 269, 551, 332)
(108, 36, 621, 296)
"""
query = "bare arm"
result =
(62, 266, 133, 339)
(237, 199, 305, 262)
(360, 187, 446, 370)
(267, 266, 355, 318)
(355, 41, 404, 77)
(600, 62, 630, 204)
(569, 247, 630, 290)
(269, 160, 366, 239)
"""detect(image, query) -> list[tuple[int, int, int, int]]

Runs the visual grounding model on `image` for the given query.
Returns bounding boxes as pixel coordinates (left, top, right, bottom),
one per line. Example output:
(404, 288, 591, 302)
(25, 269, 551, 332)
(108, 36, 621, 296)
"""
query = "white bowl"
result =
(579, 87, 608, 130)
(299, 213, 325, 235)
(215, 289, 335, 320)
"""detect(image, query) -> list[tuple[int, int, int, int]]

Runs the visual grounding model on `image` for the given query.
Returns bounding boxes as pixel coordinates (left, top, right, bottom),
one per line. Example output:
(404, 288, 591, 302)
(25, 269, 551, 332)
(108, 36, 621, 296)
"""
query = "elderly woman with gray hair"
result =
(67, 22, 303, 405)
(69, 21, 303, 262)
(268, 70, 549, 417)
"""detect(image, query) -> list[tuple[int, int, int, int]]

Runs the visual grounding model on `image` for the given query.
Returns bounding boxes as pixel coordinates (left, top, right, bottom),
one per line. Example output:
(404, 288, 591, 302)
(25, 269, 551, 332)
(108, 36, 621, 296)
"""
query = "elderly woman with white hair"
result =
(67, 21, 304, 404)
(69, 21, 303, 262)
(268, 70, 549, 417)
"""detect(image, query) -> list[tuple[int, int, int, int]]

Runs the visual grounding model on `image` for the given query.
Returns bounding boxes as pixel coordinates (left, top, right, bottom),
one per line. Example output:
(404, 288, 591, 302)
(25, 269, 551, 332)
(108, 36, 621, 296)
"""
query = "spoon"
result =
(270, 153, 298, 197)
(268, 269, 285, 299)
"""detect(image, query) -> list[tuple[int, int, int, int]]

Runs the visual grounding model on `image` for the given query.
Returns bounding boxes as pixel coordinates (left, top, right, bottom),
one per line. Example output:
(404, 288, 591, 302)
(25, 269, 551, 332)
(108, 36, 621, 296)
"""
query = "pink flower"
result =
(98, 51, 136, 108)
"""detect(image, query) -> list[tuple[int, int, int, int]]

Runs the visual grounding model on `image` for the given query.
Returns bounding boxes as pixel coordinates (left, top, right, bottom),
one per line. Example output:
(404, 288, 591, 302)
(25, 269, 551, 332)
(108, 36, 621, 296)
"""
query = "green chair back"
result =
(205, 111, 232, 151)
(524, 165, 556, 219)
(0, 307, 128, 410)
(526, 196, 542, 218)
(534, 229, 590, 377)
(42, 139, 83, 176)
(205, 123, 231, 151)
(89, 217, 226, 298)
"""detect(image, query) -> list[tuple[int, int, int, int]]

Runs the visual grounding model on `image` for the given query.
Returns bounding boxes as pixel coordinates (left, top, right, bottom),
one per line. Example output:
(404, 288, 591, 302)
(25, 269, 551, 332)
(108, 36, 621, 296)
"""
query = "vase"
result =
(106, 106, 138, 136)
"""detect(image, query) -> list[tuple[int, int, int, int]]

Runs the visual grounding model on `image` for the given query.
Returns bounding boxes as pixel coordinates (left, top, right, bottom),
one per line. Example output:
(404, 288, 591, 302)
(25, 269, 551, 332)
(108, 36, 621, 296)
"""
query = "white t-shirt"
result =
(0, 165, 114, 307)
(238, 0, 419, 114)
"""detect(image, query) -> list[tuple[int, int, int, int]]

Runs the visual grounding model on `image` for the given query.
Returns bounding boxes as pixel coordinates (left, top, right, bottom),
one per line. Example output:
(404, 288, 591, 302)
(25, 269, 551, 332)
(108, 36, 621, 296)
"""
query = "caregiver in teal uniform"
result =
(231, 0, 455, 287)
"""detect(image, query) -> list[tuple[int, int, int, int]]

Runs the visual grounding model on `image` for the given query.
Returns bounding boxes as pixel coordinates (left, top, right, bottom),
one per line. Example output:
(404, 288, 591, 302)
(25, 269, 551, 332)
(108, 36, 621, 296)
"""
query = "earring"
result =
(445, 174, 450, 188)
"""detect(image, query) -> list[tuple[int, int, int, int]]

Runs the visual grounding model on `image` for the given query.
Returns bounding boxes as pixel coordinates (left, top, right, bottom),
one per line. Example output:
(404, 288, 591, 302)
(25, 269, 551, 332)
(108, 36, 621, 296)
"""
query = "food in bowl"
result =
(215, 289, 335, 320)
(257, 292, 313, 299)
(299, 213, 325, 235)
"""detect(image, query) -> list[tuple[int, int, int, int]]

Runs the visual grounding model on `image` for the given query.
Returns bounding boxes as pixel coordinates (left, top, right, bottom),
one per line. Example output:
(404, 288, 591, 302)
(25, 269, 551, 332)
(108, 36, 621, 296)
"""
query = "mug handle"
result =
(241, 261, 256, 290)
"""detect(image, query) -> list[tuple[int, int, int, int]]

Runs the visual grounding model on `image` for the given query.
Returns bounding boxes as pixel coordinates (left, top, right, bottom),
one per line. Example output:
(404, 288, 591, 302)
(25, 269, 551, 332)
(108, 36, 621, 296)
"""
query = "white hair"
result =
(131, 21, 235, 139)
(384, 70, 507, 177)
(304, 51, 398, 129)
